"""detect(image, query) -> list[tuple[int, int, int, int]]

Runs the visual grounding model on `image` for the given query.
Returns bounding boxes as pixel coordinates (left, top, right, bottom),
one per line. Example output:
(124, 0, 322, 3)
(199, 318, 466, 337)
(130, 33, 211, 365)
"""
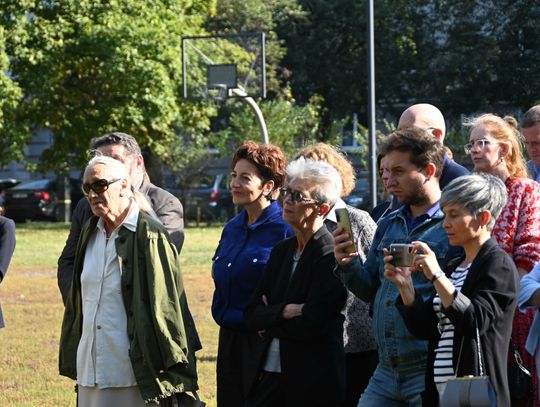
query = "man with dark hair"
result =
(521, 105, 540, 183)
(398, 103, 469, 189)
(333, 127, 460, 406)
(57, 132, 185, 304)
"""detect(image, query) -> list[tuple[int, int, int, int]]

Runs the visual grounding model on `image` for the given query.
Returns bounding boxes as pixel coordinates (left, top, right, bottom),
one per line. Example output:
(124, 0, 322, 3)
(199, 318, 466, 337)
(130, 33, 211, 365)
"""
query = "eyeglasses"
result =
(280, 187, 320, 204)
(82, 178, 121, 195)
(463, 139, 492, 154)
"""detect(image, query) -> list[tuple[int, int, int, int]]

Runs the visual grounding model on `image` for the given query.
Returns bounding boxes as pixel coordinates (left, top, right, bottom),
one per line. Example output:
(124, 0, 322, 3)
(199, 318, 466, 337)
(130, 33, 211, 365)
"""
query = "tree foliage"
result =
(279, 0, 540, 128)
(1, 0, 216, 171)
(210, 94, 336, 159)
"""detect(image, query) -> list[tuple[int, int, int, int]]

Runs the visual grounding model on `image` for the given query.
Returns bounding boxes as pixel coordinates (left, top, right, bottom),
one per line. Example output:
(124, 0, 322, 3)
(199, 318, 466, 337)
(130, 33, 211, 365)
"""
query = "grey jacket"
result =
(326, 203, 377, 352)
(57, 179, 184, 304)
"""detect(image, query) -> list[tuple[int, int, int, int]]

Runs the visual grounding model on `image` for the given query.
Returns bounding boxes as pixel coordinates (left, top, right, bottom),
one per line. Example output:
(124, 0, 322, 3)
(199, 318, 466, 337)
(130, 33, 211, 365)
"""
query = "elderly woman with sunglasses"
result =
(244, 158, 348, 407)
(464, 114, 540, 406)
(59, 156, 200, 407)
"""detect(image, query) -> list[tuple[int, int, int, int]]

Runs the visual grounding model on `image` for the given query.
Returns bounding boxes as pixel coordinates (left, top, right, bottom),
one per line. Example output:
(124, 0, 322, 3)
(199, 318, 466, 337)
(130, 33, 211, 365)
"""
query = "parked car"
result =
(343, 177, 371, 211)
(4, 178, 84, 222)
(165, 173, 236, 223)
(0, 178, 21, 216)
(184, 173, 236, 223)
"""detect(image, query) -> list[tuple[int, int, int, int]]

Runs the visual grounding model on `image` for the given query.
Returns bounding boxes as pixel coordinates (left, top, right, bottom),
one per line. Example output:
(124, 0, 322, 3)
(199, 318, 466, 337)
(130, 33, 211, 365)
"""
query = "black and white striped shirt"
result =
(432, 264, 471, 383)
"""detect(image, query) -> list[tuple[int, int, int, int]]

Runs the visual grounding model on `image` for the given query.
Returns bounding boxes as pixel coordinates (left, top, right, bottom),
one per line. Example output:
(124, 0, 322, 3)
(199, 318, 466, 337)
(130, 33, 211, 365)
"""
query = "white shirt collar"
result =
(325, 198, 347, 224)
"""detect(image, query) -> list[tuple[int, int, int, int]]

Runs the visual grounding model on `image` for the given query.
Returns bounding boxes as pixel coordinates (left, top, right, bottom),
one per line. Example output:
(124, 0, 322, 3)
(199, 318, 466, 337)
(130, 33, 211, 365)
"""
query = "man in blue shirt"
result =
(398, 103, 469, 189)
(334, 127, 459, 406)
(521, 105, 540, 183)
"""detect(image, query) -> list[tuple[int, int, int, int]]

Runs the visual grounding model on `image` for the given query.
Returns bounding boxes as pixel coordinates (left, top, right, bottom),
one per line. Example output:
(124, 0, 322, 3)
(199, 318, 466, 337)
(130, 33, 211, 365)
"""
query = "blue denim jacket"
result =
(337, 204, 458, 372)
(212, 200, 293, 331)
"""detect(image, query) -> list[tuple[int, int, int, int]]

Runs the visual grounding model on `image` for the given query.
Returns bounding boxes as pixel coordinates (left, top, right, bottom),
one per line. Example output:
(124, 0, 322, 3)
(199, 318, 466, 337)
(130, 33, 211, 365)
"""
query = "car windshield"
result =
(12, 179, 50, 190)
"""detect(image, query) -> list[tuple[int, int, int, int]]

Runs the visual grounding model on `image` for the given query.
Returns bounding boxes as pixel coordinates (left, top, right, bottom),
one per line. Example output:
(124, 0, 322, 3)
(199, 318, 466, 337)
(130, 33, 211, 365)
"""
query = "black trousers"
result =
(245, 371, 284, 407)
(216, 327, 260, 407)
(344, 350, 378, 407)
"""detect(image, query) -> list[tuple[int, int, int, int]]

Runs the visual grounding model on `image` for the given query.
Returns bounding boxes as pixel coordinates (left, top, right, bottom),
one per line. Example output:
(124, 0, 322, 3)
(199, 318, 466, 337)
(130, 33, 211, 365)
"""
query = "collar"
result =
(96, 201, 140, 235)
(324, 198, 347, 224)
(242, 200, 283, 230)
(402, 201, 441, 220)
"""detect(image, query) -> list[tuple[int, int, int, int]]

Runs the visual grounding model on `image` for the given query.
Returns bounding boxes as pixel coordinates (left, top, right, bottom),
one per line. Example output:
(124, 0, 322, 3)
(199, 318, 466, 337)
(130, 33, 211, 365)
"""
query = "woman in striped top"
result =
(384, 174, 519, 406)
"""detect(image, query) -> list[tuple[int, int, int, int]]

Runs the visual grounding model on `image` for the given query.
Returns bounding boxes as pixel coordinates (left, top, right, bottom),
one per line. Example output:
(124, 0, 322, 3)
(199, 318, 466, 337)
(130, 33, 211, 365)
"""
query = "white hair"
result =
(84, 155, 157, 218)
(286, 157, 342, 205)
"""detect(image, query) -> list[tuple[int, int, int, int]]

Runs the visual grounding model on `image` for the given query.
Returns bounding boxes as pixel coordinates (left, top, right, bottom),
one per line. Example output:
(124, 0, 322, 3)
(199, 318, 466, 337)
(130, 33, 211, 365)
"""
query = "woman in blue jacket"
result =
(212, 141, 292, 407)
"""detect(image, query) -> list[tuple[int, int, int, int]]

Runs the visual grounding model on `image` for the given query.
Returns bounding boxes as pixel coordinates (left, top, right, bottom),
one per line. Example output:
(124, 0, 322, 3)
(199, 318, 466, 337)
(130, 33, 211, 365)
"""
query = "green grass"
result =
(0, 223, 222, 407)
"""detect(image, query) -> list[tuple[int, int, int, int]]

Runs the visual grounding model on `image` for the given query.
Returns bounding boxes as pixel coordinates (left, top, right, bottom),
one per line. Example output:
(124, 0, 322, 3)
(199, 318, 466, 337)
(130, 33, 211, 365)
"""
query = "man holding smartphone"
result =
(333, 127, 460, 406)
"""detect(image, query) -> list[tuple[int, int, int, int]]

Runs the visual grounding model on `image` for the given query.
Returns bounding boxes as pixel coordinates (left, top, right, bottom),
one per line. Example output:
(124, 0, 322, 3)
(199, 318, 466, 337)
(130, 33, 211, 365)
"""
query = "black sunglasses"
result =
(82, 178, 121, 195)
(280, 187, 319, 204)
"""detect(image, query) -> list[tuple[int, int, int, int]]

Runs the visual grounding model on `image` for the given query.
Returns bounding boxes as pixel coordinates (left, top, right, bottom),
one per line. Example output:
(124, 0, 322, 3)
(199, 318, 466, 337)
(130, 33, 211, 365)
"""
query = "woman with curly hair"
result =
(464, 113, 540, 406)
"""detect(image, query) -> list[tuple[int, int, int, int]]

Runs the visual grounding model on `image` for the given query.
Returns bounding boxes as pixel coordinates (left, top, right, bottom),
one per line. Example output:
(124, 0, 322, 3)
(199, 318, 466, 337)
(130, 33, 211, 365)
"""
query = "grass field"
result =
(0, 222, 221, 407)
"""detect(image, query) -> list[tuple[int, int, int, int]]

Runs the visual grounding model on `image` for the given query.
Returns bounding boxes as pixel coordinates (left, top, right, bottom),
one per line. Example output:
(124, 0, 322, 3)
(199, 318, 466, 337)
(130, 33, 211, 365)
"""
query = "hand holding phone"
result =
(335, 208, 356, 254)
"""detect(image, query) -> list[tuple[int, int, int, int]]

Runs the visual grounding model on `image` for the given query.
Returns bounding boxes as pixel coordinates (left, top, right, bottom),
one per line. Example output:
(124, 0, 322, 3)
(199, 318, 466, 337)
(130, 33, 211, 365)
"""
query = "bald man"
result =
(398, 103, 469, 189)
(521, 105, 540, 183)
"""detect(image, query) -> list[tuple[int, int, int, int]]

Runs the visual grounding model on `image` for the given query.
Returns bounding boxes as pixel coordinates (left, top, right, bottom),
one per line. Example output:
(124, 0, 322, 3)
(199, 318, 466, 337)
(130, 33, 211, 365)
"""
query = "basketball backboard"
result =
(182, 32, 266, 101)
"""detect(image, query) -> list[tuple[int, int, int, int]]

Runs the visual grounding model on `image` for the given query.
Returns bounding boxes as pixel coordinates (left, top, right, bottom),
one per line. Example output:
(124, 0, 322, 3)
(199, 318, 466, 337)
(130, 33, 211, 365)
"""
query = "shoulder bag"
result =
(440, 325, 497, 407)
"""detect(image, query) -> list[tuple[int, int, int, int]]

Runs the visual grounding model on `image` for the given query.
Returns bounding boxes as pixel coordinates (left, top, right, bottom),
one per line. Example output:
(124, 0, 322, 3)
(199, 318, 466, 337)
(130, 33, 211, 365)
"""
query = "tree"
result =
(1, 0, 216, 171)
(0, 25, 27, 165)
(205, 0, 306, 95)
(209, 94, 338, 158)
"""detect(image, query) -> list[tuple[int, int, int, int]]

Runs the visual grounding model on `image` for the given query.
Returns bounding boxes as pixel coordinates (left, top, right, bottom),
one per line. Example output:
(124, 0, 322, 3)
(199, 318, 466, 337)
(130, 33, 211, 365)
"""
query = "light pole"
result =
(367, 0, 377, 208)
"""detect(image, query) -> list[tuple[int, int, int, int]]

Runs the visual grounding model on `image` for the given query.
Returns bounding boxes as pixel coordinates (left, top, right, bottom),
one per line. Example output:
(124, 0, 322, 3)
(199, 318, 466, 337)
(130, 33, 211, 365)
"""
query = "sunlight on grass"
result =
(0, 223, 222, 407)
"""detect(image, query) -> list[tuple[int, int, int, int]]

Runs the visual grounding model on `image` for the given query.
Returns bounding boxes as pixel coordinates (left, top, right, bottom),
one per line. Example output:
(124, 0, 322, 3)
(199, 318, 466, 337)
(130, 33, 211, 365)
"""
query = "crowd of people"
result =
(1, 103, 540, 406)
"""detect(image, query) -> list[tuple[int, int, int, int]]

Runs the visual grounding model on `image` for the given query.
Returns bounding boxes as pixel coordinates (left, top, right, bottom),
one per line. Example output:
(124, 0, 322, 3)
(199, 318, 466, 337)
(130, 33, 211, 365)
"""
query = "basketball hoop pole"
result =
(231, 88, 269, 144)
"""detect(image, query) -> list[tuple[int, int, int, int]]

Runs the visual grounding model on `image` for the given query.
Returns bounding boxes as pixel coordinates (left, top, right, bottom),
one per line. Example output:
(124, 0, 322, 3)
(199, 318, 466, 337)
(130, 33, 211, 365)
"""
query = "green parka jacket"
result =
(59, 210, 200, 403)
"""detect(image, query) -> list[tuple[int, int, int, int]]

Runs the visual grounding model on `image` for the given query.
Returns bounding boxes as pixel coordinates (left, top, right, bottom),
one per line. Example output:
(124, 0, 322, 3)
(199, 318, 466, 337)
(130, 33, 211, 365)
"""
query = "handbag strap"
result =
(455, 324, 486, 377)
(475, 325, 486, 376)
(511, 340, 531, 374)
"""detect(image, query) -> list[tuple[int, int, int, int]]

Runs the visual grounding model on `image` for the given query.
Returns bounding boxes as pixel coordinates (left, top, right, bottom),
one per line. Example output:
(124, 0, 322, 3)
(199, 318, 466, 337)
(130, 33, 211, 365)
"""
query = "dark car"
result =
(343, 177, 371, 211)
(0, 178, 21, 216)
(174, 173, 236, 223)
(163, 172, 236, 224)
(4, 178, 84, 222)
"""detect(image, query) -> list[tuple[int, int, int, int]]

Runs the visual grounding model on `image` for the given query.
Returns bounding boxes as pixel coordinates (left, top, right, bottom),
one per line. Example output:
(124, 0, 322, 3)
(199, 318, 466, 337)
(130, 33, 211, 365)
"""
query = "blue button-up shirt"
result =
(211, 200, 293, 330)
(337, 203, 458, 372)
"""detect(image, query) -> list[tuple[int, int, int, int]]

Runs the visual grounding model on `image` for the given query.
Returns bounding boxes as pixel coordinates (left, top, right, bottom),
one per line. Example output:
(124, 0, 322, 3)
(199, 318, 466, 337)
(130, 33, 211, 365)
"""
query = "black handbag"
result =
(508, 340, 532, 400)
(440, 326, 497, 407)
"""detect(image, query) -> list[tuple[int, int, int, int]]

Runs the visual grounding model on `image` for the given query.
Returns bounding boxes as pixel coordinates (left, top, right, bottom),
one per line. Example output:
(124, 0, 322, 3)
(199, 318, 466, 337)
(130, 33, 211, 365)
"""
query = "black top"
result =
(244, 226, 347, 407)
(396, 238, 518, 406)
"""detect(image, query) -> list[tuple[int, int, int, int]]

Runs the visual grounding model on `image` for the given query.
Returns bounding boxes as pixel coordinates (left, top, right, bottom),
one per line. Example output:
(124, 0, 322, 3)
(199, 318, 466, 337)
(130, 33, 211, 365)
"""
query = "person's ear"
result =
(120, 179, 129, 197)
(499, 143, 510, 158)
(431, 128, 444, 141)
(135, 155, 144, 172)
(423, 162, 437, 180)
(318, 203, 331, 216)
(263, 180, 275, 197)
(477, 210, 491, 228)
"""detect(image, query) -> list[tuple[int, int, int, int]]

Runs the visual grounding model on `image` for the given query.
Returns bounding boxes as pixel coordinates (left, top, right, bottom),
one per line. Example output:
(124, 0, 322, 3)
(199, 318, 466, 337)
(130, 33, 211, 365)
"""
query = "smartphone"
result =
(389, 243, 415, 267)
(335, 208, 356, 254)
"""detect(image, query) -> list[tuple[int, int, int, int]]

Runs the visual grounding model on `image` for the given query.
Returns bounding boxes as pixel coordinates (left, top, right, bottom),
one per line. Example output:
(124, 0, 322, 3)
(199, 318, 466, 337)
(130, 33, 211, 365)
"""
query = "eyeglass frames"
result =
(82, 178, 121, 195)
(463, 139, 492, 154)
(280, 187, 320, 204)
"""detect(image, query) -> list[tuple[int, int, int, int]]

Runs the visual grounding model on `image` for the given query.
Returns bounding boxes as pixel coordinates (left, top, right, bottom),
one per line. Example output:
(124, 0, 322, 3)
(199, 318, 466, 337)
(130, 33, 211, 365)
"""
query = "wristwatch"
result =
(431, 270, 445, 283)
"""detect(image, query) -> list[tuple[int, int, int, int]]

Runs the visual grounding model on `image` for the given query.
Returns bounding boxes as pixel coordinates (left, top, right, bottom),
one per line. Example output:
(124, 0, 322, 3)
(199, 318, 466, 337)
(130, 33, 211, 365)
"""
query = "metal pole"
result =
(231, 88, 269, 144)
(367, 0, 377, 208)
